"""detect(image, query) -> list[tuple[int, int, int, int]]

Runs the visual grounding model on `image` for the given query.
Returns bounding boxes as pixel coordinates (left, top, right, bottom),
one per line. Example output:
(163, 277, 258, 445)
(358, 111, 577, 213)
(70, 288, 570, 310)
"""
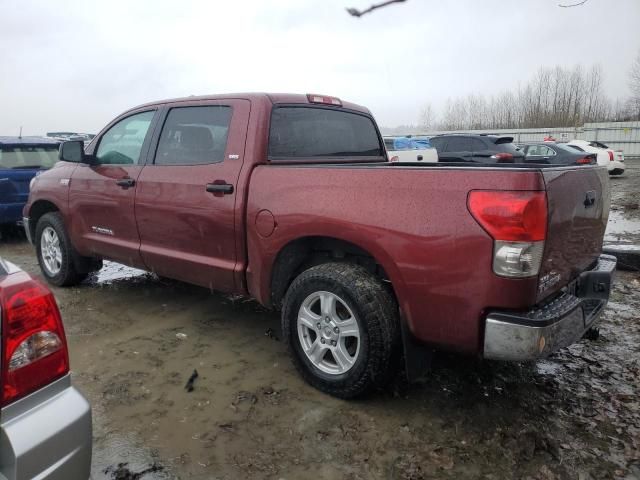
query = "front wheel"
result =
(282, 262, 400, 398)
(36, 212, 90, 286)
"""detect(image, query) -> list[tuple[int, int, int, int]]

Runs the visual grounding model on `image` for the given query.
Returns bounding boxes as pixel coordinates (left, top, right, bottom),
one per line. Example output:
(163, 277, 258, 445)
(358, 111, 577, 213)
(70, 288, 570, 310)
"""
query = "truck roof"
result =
(129, 93, 371, 116)
(0, 136, 61, 147)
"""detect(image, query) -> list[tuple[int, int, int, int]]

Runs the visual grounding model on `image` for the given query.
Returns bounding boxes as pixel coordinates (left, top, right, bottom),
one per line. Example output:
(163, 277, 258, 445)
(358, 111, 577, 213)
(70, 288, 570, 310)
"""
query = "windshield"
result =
(0, 146, 58, 169)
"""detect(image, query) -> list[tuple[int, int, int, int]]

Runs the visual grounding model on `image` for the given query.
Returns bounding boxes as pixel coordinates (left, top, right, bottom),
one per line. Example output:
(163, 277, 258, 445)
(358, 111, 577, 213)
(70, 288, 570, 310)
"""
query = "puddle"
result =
(535, 360, 563, 376)
(89, 261, 154, 286)
(92, 432, 174, 479)
(605, 210, 640, 244)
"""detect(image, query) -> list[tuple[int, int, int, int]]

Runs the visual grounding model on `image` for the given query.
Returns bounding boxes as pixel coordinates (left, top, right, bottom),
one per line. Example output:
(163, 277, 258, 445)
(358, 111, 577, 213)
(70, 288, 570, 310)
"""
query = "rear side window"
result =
(445, 137, 472, 152)
(268, 107, 383, 160)
(471, 138, 486, 152)
(0, 146, 58, 169)
(155, 106, 232, 166)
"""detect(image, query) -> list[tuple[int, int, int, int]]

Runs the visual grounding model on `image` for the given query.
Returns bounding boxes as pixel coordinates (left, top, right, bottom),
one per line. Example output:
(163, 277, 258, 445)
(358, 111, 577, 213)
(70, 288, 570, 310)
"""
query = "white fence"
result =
(417, 121, 640, 158)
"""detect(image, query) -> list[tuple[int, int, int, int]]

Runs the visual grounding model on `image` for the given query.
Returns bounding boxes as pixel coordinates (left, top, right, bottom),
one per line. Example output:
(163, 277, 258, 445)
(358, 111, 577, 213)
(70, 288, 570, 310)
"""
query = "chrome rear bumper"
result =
(484, 254, 616, 361)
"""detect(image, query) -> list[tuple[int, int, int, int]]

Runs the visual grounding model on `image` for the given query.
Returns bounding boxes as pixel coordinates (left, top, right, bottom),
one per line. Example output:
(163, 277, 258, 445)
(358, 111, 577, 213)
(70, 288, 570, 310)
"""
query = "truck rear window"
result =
(0, 146, 59, 169)
(268, 107, 383, 160)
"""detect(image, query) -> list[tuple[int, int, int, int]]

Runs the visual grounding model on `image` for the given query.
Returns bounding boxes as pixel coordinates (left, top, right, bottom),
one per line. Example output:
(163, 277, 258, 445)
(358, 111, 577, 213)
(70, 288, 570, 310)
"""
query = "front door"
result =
(135, 99, 250, 292)
(68, 110, 157, 267)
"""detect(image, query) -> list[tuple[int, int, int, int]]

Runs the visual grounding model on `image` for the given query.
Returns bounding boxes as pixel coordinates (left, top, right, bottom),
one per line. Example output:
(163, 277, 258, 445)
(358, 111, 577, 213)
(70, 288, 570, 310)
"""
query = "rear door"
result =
(537, 166, 610, 301)
(135, 99, 250, 292)
(470, 138, 492, 163)
(69, 110, 157, 266)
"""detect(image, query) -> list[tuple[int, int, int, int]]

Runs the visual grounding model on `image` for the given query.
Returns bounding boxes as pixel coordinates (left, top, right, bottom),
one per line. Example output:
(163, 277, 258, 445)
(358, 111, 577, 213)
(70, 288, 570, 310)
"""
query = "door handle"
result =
(417, 155, 423, 161)
(116, 178, 135, 189)
(206, 182, 234, 195)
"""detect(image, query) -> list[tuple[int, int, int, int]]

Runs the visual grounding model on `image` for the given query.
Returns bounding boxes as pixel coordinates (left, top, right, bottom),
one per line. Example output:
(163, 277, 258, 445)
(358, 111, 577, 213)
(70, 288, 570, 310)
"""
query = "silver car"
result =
(0, 258, 91, 480)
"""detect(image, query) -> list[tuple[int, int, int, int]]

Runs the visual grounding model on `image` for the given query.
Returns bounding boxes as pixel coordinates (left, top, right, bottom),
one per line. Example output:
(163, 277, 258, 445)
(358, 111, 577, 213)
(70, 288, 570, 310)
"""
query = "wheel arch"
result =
(27, 199, 61, 241)
(268, 235, 403, 311)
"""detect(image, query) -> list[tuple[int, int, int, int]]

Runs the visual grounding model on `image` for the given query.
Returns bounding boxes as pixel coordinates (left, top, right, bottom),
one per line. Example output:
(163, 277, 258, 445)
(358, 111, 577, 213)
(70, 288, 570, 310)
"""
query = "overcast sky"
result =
(2, 0, 639, 135)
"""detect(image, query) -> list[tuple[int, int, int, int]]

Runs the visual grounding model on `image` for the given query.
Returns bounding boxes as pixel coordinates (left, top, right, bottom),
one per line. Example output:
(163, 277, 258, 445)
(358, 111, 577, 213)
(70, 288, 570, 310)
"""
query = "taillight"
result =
(576, 157, 593, 165)
(468, 191, 547, 278)
(608, 151, 614, 161)
(1, 273, 69, 406)
(490, 152, 514, 163)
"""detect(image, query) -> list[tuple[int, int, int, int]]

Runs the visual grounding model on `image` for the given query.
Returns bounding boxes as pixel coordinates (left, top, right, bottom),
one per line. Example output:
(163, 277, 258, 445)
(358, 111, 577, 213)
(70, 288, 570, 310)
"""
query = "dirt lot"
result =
(1, 163, 639, 480)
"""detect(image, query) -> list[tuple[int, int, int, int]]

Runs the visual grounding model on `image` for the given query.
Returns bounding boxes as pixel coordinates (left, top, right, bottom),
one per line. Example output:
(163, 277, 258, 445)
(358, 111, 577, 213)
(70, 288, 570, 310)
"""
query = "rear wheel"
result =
(282, 262, 400, 398)
(36, 212, 97, 286)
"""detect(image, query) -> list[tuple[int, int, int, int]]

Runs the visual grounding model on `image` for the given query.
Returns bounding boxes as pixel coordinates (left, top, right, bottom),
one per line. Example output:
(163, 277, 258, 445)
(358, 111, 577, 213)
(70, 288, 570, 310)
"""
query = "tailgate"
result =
(537, 166, 610, 301)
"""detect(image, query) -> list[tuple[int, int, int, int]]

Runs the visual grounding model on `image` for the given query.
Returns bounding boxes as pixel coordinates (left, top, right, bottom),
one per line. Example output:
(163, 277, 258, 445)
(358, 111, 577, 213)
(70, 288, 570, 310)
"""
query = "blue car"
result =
(0, 137, 60, 228)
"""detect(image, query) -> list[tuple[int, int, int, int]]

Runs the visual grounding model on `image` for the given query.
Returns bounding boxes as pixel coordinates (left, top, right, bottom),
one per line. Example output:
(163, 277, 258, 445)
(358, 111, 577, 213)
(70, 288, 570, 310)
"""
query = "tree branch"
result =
(346, 0, 406, 17)
(558, 0, 588, 7)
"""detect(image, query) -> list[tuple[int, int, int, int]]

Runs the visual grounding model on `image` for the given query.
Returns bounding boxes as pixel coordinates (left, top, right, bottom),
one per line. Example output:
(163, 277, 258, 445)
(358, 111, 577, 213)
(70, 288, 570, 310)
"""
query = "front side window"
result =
(154, 106, 232, 166)
(96, 111, 155, 165)
(268, 107, 383, 160)
(0, 146, 58, 169)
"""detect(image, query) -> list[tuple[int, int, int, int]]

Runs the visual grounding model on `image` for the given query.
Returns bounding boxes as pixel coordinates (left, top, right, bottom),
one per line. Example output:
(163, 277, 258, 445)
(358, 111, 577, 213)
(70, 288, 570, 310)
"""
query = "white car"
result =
(384, 136, 438, 163)
(566, 140, 625, 175)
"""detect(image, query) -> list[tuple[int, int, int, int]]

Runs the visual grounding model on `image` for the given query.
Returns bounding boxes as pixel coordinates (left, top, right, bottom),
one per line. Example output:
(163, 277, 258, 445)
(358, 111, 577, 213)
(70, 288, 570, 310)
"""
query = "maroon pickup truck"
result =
(23, 93, 616, 398)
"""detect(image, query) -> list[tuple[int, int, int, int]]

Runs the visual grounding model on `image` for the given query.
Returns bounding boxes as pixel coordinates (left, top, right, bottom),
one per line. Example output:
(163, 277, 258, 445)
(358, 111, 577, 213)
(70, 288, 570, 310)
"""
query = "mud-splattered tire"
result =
(282, 262, 400, 398)
(35, 212, 90, 286)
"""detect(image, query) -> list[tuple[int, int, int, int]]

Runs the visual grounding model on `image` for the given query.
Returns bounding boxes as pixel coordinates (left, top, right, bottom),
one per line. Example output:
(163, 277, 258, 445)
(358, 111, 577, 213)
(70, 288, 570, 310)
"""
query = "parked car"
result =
(516, 142, 597, 166)
(0, 137, 60, 229)
(384, 136, 438, 162)
(0, 258, 91, 479)
(25, 93, 615, 398)
(566, 139, 625, 175)
(429, 134, 525, 163)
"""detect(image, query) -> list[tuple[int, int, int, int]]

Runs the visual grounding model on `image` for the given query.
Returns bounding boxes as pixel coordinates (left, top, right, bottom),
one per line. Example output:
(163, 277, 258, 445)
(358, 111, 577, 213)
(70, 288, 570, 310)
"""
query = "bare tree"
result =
(346, 0, 406, 17)
(558, 0, 589, 7)
(348, 0, 587, 16)
(417, 61, 639, 131)
(628, 50, 640, 119)
(418, 103, 435, 130)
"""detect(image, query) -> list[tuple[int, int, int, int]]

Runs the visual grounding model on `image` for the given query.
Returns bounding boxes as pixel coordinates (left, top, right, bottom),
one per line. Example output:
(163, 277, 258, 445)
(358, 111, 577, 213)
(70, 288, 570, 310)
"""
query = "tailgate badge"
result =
(583, 191, 596, 208)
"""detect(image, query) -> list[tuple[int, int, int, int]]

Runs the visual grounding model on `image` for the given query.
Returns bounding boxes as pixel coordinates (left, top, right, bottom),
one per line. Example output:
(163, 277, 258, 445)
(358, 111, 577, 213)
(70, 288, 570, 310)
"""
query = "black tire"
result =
(35, 212, 90, 286)
(282, 262, 400, 398)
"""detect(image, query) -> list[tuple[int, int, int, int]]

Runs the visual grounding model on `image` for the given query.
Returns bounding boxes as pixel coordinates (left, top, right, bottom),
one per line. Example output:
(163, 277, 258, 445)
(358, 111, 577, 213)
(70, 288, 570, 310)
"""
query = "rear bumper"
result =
(608, 160, 625, 174)
(0, 375, 92, 480)
(483, 254, 616, 361)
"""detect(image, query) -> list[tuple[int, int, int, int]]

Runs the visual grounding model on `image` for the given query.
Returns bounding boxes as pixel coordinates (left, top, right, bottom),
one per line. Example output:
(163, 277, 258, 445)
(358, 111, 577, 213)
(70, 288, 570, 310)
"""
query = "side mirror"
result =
(59, 140, 87, 163)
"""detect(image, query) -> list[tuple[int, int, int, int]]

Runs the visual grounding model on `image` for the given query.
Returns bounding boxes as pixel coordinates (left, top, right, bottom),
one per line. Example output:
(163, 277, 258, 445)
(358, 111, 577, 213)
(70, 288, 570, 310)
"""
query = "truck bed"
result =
(246, 162, 609, 354)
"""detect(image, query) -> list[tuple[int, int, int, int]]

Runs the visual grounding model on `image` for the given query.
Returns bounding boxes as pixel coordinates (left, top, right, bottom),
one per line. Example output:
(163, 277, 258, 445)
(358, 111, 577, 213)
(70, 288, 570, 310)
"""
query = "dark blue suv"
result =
(0, 137, 60, 230)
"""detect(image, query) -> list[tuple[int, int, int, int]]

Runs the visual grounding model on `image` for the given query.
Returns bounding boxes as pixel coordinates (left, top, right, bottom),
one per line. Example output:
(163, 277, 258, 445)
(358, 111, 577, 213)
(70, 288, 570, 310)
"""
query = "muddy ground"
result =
(1, 162, 639, 480)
